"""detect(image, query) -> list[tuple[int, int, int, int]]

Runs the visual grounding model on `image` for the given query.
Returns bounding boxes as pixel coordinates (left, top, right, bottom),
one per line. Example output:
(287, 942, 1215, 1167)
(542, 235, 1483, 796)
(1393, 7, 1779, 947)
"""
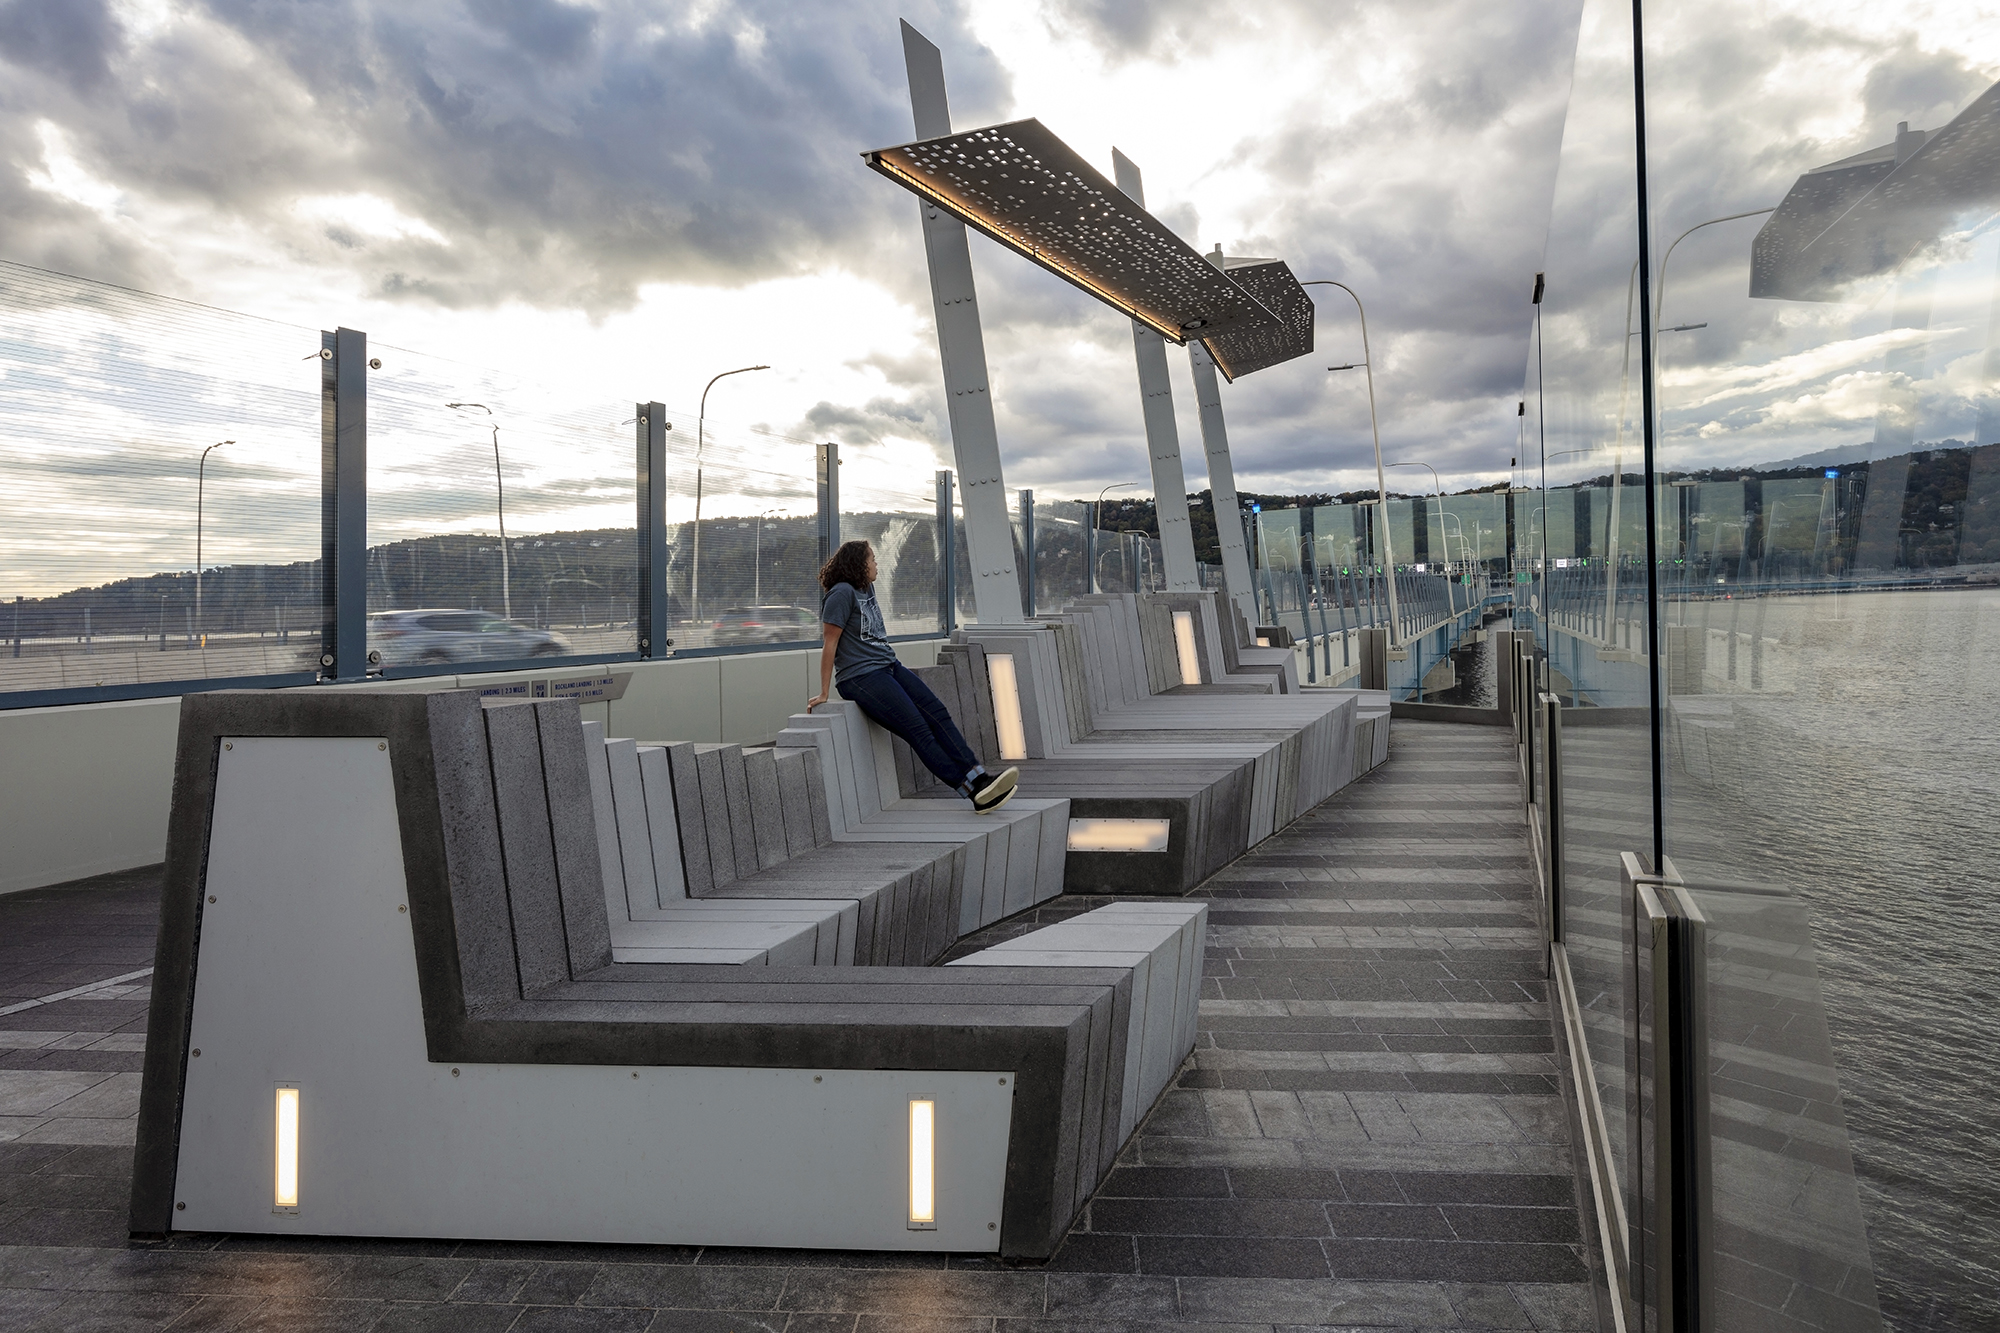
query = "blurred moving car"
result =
(709, 605, 820, 646)
(370, 609, 571, 665)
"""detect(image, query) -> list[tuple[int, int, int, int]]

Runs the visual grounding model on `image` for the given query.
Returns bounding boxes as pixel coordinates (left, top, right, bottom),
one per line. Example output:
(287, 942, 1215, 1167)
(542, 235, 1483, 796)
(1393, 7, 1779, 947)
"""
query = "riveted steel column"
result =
(817, 441, 841, 566)
(902, 21, 1022, 623)
(637, 401, 668, 657)
(1110, 150, 1199, 593)
(321, 328, 368, 681)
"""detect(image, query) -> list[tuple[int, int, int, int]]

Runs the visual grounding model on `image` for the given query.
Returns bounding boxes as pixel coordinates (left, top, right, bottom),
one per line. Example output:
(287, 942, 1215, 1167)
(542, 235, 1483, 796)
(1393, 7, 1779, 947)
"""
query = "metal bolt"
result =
(191, 1049, 200, 1057)
(640, 638, 649, 649)
(176, 1201, 186, 1210)
(378, 741, 387, 750)
(451, 1068, 460, 1077)
(368, 358, 382, 370)
(813, 1075, 822, 1083)
(208, 896, 216, 904)
(998, 1077, 1006, 1085)
(367, 650, 381, 665)
(320, 653, 335, 667)
(988, 1222, 996, 1230)
(223, 741, 231, 750)
(638, 415, 648, 426)
(398, 904, 407, 913)
(631, 1071, 639, 1079)
(317, 348, 332, 361)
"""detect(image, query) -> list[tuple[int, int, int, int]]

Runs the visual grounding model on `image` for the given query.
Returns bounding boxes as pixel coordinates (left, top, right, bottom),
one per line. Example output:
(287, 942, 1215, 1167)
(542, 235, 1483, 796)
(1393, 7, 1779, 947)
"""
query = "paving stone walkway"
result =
(0, 720, 1598, 1331)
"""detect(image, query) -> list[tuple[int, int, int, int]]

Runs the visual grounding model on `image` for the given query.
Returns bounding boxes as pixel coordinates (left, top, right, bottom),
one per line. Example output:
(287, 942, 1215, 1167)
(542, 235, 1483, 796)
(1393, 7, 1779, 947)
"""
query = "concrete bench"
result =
(775, 700, 1069, 935)
(936, 590, 1386, 890)
(134, 688, 1167, 1257)
(949, 901, 1206, 1141)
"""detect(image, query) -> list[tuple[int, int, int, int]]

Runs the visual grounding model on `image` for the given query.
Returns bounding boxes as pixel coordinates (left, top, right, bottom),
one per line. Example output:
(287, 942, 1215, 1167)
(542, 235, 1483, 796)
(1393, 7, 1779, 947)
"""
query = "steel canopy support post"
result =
(637, 401, 668, 657)
(321, 328, 368, 682)
(1110, 149, 1201, 593)
(1187, 340, 1259, 626)
(901, 22, 1022, 623)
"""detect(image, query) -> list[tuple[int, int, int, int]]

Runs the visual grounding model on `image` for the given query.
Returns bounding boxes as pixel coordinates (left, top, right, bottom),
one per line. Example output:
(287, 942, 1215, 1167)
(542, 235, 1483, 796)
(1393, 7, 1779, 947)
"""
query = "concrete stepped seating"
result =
(949, 901, 1206, 1143)
(576, 718, 964, 967)
(775, 700, 1069, 935)
(943, 590, 1387, 890)
(135, 688, 1163, 1257)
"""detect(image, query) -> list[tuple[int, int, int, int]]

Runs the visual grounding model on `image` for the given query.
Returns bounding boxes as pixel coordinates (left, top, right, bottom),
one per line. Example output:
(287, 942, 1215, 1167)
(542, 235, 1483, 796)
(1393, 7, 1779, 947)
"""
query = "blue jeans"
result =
(837, 661, 983, 790)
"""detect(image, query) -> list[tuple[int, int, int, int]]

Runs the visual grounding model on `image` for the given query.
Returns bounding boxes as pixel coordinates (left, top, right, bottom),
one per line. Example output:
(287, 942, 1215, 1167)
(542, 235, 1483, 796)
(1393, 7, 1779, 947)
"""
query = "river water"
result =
(1424, 590, 1996, 1330)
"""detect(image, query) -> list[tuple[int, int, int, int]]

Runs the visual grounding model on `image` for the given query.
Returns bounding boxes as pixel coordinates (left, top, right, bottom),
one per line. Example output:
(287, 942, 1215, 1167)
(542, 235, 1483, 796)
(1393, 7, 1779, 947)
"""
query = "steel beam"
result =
(637, 401, 668, 657)
(901, 21, 1022, 623)
(1111, 151, 1200, 594)
(1187, 340, 1258, 627)
(322, 328, 368, 681)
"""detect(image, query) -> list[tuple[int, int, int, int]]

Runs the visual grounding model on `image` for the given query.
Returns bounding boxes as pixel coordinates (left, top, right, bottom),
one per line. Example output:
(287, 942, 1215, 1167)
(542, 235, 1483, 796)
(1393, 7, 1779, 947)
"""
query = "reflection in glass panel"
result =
(1643, 2, 2000, 1324)
(1534, 0, 1653, 1318)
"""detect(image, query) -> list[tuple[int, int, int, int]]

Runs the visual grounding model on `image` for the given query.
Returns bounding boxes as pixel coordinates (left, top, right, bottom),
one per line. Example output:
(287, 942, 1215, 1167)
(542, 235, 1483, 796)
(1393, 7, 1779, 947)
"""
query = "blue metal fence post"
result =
(817, 442, 841, 567)
(321, 328, 368, 681)
(637, 401, 669, 657)
(1020, 488, 1036, 617)
(936, 470, 956, 634)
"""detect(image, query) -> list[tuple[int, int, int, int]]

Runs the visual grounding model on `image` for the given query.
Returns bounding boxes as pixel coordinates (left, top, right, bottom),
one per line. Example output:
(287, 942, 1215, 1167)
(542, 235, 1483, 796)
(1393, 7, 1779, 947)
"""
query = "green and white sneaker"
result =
(968, 767, 1018, 814)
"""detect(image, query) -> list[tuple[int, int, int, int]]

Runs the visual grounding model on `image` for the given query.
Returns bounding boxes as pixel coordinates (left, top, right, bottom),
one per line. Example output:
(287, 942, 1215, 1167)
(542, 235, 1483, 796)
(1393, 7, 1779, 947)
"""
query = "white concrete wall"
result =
(0, 640, 941, 896)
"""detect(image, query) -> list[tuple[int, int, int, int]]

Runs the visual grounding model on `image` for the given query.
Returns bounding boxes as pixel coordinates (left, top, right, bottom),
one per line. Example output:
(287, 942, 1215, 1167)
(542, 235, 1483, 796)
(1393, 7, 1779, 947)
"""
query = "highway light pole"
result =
(196, 440, 232, 648)
(447, 403, 511, 620)
(1304, 280, 1401, 645)
(693, 365, 771, 624)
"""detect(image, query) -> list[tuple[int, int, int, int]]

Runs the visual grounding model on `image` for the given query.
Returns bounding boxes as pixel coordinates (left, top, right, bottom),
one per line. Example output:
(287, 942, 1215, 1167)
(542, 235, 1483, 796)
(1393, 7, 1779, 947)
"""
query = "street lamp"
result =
(1304, 280, 1401, 644)
(1089, 482, 1140, 594)
(1387, 460, 1456, 616)
(692, 365, 771, 624)
(196, 440, 232, 648)
(447, 403, 511, 620)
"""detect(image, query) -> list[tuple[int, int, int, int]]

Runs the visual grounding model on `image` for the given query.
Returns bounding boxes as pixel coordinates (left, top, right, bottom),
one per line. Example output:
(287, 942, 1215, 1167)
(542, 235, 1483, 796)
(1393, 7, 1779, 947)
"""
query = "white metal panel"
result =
(176, 737, 1013, 1251)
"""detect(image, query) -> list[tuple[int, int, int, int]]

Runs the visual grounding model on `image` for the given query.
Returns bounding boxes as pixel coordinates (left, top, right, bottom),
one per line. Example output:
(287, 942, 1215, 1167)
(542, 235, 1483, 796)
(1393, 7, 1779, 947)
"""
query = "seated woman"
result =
(807, 539, 1018, 813)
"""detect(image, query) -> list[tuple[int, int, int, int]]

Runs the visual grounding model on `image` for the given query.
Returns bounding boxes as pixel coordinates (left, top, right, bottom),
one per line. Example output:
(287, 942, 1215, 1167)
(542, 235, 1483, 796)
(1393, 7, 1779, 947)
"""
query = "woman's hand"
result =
(806, 692, 828, 710)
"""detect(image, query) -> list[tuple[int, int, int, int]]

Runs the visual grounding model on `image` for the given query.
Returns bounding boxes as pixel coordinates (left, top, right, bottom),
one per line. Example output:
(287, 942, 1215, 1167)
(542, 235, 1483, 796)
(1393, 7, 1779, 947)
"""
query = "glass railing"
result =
(1525, 0, 2000, 1327)
(0, 262, 325, 700)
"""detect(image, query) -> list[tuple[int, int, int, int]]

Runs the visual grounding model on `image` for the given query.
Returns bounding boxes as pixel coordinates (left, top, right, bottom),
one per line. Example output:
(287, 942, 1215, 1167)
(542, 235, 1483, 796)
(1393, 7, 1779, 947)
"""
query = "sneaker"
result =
(968, 767, 1018, 814)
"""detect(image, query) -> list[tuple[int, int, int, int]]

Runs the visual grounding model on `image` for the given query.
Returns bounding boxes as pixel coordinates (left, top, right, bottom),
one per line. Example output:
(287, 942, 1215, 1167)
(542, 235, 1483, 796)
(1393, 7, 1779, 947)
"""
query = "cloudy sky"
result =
(0, 0, 1587, 523)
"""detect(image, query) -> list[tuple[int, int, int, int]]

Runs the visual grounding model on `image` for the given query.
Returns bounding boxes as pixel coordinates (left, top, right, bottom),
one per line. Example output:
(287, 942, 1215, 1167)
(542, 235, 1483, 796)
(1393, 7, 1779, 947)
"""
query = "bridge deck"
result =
(0, 720, 1600, 1332)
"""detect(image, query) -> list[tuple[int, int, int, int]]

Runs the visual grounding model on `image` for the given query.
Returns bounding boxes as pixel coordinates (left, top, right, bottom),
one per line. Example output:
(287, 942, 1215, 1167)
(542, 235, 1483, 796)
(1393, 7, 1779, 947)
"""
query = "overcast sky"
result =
(0, 0, 1590, 519)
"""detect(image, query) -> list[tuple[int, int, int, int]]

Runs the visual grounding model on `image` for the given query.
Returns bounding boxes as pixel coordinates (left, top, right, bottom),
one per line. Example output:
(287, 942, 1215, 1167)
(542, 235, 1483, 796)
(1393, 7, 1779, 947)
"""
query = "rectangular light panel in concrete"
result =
(1067, 818, 1171, 853)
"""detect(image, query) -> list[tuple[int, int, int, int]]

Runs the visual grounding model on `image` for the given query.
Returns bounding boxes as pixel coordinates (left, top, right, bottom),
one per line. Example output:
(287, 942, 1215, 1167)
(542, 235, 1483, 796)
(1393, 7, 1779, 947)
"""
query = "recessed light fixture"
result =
(909, 1099, 936, 1230)
(274, 1085, 300, 1212)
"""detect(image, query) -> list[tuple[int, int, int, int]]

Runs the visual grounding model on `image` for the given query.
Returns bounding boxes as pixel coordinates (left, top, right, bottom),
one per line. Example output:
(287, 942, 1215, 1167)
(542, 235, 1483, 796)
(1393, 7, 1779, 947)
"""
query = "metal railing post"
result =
(1622, 855, 1712, 1332)
(321, 328, 368, 681)
(936, 470, 956, 634)
(1020, 488, 1036, 616)
(637, 401, 669, 657)
(817, 442, 841, 568)
(1542, 691, 1565, 954)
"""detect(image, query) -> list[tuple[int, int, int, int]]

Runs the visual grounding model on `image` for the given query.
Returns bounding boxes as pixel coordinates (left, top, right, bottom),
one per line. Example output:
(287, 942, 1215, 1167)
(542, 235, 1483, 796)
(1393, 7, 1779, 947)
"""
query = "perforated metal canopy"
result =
(864, 119, 1280, 346)
(1202, 256, 1315, 381)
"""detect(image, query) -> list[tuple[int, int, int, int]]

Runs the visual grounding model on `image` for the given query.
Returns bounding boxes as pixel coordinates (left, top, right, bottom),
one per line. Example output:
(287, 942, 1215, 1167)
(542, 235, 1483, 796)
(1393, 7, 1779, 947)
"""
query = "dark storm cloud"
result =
(0, 0, 1010, 311)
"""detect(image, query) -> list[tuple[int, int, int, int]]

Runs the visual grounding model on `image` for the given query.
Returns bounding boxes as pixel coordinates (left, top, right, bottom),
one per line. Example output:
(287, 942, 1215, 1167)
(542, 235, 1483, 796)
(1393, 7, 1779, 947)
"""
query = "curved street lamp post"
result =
(1089, 482, 1141, 594)
(1303, 280, 1401, 645)
(447, 403, 511, 620)
(196, 440, 233, 648)
(693, 365, 772, 626)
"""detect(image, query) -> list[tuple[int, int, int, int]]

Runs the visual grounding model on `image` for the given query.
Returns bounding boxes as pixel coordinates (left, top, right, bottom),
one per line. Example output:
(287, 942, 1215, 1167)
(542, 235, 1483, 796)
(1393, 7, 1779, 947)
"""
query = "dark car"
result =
(370, 609, 571, 665)
(708, 605, 820, 647)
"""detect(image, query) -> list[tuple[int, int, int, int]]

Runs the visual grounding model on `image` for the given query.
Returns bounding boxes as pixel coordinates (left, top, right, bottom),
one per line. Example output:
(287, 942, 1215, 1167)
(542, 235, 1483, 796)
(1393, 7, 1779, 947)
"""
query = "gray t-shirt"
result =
(821, 582, 898, 684)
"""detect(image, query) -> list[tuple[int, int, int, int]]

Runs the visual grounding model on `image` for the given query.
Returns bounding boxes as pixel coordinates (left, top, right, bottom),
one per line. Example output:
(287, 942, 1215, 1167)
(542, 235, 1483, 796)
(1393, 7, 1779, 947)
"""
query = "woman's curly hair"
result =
(819, 539, 874, 592)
